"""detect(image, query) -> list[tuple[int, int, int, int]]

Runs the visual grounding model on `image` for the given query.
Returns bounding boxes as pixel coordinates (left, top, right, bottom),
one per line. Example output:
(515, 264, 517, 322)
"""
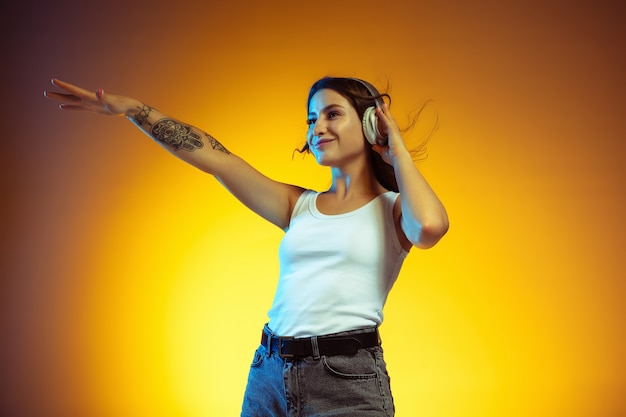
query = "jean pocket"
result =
(322, 349, 378, 380)
(250, 347, 265, 368)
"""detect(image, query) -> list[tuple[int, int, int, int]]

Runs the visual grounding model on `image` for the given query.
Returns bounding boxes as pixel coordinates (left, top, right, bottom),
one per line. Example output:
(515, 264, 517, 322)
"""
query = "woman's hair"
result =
(298, 77, 434, 193)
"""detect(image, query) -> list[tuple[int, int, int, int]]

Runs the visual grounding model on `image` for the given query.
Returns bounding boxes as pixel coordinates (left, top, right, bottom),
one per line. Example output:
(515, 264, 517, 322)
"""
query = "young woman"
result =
(44, 76, 448, 416)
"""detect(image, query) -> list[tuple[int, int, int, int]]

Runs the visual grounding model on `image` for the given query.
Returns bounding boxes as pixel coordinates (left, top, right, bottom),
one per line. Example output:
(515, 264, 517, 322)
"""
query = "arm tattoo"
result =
(151, 119, 204, 152)
(136, 109, 230, 154)
(204, 132, 230, 154)
(132, 104, 154, 127)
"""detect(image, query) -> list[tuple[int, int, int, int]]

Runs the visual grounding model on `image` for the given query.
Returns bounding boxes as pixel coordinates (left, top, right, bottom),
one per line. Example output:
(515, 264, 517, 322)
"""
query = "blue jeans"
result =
(241, 326, 395, 417)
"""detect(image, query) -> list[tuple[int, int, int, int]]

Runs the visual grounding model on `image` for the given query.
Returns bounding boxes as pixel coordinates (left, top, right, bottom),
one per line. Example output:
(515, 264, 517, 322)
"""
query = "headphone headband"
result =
(350, 78, 384, 108)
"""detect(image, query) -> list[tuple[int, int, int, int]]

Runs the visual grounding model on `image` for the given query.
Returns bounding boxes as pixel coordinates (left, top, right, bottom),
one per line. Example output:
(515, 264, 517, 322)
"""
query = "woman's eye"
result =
(306, 118, 316, 125)
(328, 111, 339, 119)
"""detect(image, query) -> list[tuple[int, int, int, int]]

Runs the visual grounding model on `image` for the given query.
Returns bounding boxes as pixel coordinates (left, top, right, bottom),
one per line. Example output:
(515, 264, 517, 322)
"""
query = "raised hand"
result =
(371, 103, 407, 165)
(43, 78, 139, 116)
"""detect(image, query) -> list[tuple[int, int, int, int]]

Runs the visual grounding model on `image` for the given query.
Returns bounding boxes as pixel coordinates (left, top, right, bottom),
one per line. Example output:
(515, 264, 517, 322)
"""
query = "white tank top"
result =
(267, 190, 409, 337)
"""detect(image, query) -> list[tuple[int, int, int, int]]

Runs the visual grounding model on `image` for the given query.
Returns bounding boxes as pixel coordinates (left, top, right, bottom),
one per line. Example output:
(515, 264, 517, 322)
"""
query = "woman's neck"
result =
(328, 167, 386, 198)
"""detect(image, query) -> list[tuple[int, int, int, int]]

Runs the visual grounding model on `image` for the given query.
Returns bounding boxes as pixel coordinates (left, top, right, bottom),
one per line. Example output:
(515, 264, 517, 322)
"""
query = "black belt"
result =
(261, 328, 381, 359)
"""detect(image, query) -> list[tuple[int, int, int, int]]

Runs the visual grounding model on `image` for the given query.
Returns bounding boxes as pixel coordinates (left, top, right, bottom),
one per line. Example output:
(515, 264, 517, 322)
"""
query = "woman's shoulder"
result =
(378, 190, 400, 205)
(296, 189, 318, 203)
(287, 189, 318, 223)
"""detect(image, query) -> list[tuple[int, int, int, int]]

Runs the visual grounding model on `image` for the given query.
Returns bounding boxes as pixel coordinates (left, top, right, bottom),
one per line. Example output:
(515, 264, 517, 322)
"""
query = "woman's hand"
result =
(44, 78, 140, 117)
(371, 103, 408, 165)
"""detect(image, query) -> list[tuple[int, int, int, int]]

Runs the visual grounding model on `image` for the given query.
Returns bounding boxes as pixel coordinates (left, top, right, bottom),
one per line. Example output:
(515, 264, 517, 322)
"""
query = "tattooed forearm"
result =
(151, 119, 204, 152)
(132, 104, 154, 127)
(204, 132, 230, 154)
(132, 108, 229, 154)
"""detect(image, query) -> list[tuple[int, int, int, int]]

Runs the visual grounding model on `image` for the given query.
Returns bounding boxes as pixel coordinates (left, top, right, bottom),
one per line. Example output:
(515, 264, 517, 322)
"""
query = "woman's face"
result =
(307, 88, 367, 167)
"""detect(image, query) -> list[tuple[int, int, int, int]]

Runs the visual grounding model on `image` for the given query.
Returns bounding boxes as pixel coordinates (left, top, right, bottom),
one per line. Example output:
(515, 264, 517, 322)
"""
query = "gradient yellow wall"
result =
(4, 1, 624, 416)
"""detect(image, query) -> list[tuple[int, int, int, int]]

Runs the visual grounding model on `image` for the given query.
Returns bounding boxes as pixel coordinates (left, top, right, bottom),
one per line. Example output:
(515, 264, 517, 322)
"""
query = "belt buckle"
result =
(278, 336, 294, 359)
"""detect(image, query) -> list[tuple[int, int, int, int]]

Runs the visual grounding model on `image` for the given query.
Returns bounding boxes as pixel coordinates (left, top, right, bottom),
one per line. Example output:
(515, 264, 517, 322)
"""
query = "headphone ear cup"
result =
(362, 106, 379, 145)
(362, 106, 388, 145)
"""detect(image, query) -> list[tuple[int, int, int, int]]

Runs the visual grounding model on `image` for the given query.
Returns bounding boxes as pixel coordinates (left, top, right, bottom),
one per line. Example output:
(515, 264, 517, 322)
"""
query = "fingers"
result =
(43, 91, 83, 112)
(58, 104, 91, 111)
(375, 104, 388, 126)
(375, 102, 392, 120)
(49, 78, 101, 103)
(45, 78, 132, 116)
(376, 103, 401, 132)
(50, 78, 90, 96)
(45, 78, 108, 111)
(43, 90, 80, 103)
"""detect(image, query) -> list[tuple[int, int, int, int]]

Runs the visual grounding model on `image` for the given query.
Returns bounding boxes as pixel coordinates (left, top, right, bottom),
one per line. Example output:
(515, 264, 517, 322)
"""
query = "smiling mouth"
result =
(314, 139, 334, 148)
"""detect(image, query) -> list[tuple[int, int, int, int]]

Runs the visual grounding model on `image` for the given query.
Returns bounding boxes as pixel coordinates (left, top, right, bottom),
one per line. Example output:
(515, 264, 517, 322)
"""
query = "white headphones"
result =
(351, 78, 387, 145)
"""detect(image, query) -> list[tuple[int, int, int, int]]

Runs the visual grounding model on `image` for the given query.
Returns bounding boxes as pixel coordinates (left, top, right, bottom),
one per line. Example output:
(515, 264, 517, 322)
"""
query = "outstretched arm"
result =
(373, 103, 449, 249)
(44, 79, 304, 229)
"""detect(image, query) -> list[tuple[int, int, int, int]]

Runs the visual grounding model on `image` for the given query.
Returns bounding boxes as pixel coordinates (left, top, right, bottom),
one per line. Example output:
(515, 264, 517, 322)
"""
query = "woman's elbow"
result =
(414, 217, 449, 249)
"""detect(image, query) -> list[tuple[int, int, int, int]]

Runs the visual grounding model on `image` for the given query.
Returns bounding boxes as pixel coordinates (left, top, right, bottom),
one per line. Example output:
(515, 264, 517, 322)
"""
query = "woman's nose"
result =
(313, 118, 327, 135)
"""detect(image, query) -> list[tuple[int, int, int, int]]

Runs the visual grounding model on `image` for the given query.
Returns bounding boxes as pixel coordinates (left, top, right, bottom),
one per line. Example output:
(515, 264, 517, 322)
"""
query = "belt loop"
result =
(311, 336, 320, 360)
(264, 326, 272, 357)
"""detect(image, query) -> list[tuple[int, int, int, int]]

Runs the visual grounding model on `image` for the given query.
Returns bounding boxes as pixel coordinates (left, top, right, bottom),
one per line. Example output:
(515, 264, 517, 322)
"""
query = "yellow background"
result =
(3, 1, 624, 416)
